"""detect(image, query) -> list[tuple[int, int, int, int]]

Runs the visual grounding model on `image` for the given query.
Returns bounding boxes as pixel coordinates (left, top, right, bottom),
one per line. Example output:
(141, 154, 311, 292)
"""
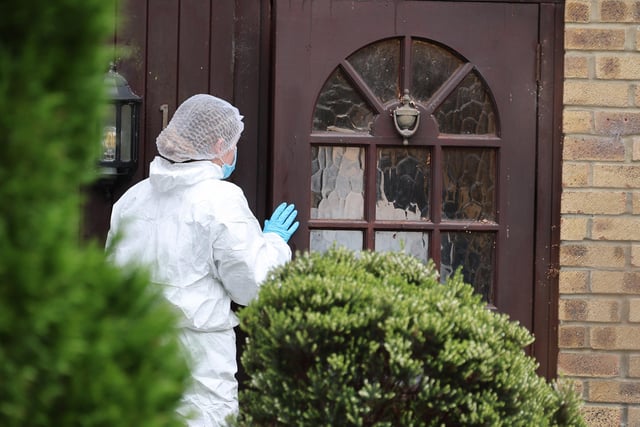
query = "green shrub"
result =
(237, 248, 585, 426)
(0, 1, 189, 426)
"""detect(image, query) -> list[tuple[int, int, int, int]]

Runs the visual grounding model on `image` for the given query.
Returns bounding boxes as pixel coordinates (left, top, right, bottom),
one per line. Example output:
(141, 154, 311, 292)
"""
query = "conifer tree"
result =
(0, 2, 190, 425)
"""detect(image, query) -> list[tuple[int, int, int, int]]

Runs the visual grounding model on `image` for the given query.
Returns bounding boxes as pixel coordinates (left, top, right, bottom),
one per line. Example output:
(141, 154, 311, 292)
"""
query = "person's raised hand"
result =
(263, 202, 299, 243)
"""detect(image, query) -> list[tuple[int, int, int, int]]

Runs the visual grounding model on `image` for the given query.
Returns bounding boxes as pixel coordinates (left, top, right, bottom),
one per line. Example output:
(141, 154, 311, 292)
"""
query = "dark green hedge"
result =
(237, 249, 585, 426)
(0, 1, 189, 425)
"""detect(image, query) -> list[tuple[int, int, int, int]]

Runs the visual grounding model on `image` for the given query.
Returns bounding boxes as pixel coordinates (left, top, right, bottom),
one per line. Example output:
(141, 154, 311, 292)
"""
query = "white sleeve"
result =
(206, 188, 292, 306)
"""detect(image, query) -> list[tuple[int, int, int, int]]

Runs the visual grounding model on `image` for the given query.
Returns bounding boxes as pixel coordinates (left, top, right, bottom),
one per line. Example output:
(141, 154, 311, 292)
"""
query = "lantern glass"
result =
(102, 104, 117, 163)
(102, 126, 117, 162)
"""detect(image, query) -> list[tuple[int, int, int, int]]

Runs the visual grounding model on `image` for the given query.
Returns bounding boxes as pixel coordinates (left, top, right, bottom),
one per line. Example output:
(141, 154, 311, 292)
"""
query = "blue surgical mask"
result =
(221, 149, 237, 179)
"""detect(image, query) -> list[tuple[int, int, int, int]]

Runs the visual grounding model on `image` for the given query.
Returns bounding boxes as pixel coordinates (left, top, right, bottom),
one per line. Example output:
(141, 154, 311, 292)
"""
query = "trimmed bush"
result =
(237, 248, 585, 426)
(0, 1, 189, 426)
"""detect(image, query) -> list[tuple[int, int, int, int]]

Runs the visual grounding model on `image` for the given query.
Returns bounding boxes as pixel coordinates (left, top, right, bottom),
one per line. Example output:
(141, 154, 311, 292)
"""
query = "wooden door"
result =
(272, 0, 544, 353)
(85, 1, 272, 241)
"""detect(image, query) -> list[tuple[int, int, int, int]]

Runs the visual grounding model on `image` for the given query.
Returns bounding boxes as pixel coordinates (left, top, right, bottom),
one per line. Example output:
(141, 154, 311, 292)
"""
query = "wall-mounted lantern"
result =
(100, 63, 142, 178)
(392, 89, 420, 145)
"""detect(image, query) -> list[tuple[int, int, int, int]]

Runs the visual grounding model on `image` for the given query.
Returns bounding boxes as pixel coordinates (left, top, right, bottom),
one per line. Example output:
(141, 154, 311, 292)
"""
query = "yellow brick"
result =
(564, 80, 629, 107)
(633, 244, 640, 267)
(565, 27, 626, 50)
(560, 243, 626, 268)
(592, 271, 640, 293)
(559, 269, 590, 293)
(559, 298, 621, 322)
(581, 405, 623, 426)
(634, 85, 640, 106)
(634, 137, 640, 160)
(588, 380, 640, 403)
(561, 191, 627, 214)
(596, 54, 640, 79)
(563, 135, 625, 160)
(563, 109, 594, 133)
(631, 136, 640, 162)
(600, 0, 640, 22)
(630, 355, 640, 377)
(593, 217, 640, 240)
(566, 0, 591, 22)
(630, 299, 640, 322)
(559, 325, 589, 348)
(594, 111, 640, 136)
(560, 216, 589, 240)
(630, 406, 640, 427)
(558, 352, 620, 377)
(562, 162, 590, 187)
(593, 164, 640, 188)
(591, 326, 640, 350)
(565, 54, 590, 77)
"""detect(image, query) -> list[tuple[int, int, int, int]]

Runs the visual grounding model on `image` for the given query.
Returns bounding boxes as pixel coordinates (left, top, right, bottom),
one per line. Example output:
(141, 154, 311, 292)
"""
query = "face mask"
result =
(221, 148, 237, 179)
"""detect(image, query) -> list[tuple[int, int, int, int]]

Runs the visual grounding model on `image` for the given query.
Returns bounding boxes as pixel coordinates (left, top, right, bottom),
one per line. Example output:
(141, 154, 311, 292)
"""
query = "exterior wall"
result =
(561, 1, 640, 425)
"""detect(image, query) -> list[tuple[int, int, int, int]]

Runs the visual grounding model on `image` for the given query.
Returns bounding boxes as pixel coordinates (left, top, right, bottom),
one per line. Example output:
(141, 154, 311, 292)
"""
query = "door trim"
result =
(532, 2, 564, 380)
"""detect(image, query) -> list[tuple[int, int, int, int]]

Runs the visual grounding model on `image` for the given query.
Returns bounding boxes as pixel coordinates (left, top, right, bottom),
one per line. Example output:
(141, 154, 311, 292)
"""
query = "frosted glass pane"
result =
(442, 148, 496, 221)
(310, 230, 363, 253)
(376, 147, 430, 220)
(311, 146, 365, 220)
(412, 40, 462, 104)
(375, 231, 429, 263)
(104, 103, 116, 128)
(101, 104, 117, 162)
(313, 68, 375, 133)
(434, 69, 496, 135)
(440, 232, 494, 302)
(347, 39, 400, 104)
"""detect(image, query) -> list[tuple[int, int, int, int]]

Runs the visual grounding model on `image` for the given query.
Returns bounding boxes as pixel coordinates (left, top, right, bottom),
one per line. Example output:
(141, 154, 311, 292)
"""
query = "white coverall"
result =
(107, 156, 292, 426)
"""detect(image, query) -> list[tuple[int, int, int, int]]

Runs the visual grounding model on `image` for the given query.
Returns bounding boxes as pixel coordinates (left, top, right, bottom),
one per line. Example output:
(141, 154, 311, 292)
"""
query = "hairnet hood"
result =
(156, 94, 244, 162)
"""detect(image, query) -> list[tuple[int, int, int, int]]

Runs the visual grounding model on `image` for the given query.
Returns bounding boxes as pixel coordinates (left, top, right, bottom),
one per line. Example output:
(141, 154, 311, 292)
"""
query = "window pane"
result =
(311, 146, 365, 220)
(310, 230, 363, 253)
(376, 147, 430, 220)
(434, 69, 496, 135)
(440, 232, 494, 302)
(375, 231, 429, 262)
(411, 40, 463, 104)
(120, 104, 132, 162)
(347, 39, 400, 104)
(313, 68, 375, 133)
(442, 148, 496, 221)
(102, 104, 117, 162)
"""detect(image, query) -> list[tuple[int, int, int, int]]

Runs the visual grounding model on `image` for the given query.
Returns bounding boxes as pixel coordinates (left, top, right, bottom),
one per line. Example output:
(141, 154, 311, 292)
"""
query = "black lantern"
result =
(100, 64, 142, 178)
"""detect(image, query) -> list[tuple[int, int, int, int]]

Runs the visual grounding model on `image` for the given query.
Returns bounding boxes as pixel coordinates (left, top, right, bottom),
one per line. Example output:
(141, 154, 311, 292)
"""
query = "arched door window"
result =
(309, 37, 499, 301)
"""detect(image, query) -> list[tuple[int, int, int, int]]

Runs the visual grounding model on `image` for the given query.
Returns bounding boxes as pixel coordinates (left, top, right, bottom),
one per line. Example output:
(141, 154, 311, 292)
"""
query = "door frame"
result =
(269, 0, 564, 379)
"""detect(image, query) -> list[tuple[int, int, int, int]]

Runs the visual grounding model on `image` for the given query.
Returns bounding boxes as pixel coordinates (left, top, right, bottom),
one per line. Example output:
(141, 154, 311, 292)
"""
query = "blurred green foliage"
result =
(0, 1, 190, 425)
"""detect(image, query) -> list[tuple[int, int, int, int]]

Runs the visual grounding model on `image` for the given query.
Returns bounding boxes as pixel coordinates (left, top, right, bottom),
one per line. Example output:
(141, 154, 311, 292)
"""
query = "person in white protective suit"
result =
(106, 94, 299, 427)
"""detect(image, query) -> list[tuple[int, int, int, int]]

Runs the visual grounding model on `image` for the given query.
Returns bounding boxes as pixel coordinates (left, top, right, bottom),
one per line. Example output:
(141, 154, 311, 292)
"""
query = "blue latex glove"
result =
(263, 202, 299, 242)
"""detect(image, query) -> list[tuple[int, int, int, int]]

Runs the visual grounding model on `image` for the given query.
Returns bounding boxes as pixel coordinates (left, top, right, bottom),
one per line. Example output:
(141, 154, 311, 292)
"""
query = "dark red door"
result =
(272, 1, 538, 331)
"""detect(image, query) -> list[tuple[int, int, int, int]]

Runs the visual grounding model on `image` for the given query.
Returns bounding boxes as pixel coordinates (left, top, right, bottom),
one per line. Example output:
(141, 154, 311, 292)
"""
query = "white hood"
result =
(149, 156, 224, 193)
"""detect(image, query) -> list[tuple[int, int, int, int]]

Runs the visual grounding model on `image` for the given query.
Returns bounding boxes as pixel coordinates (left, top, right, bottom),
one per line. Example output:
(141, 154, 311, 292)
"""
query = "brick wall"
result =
(561, 1, 640, 425)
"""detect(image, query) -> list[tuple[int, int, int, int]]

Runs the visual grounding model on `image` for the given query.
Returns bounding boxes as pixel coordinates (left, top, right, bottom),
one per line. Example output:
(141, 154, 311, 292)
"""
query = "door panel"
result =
(272, 0, 538, 330)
